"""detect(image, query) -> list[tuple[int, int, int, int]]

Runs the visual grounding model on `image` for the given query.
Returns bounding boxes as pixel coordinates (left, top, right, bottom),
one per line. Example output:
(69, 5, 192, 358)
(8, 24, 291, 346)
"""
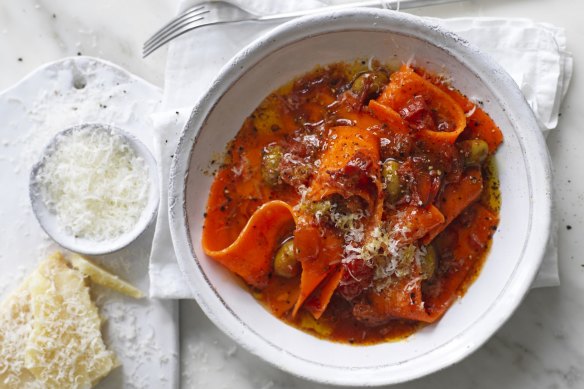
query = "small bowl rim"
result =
(29, 122, 160, 256)
(169, 8, 552, 386)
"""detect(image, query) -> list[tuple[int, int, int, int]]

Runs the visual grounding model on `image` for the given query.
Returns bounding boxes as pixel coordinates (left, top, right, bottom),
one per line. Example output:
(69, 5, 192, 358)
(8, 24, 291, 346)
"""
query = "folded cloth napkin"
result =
(149, 0, 573, 298)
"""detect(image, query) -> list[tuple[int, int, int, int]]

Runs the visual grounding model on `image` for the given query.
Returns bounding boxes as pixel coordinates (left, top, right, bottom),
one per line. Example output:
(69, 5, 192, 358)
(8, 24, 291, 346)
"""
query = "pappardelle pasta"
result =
(202, 61, 502, 344)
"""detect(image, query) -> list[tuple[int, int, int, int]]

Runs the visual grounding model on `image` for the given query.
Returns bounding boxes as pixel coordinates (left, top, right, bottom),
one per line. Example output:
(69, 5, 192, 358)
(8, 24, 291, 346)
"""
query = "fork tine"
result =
(143, 15, 206, 56)
(143, 18, 210, 57)
(144, 6, 209, 46)
(143, 16, 205, 53)
(144, 13, 209, 52)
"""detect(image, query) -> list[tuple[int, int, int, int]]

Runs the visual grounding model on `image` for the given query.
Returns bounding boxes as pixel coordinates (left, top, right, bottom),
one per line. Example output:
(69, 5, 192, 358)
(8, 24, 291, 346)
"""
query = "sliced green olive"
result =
(459, 139, 489, 167)
(351, 70, 389, 100)
(382, 159, 401, 203)
(273, 240, 300, 278)
(396, 244, 416, 278)
(310, 200, 333, 219)
(420, 245, 437, 280)
(261, 143, 283, 186)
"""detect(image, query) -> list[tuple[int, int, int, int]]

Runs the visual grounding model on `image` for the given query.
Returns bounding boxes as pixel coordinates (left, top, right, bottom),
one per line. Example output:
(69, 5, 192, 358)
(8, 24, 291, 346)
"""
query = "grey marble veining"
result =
(0, 0, 172, 92)
(1, 0, 583, 388)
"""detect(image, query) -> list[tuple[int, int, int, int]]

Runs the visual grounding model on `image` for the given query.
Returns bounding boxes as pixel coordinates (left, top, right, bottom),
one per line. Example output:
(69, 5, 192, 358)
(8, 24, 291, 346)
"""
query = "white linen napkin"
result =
(148, 0, 572, 298)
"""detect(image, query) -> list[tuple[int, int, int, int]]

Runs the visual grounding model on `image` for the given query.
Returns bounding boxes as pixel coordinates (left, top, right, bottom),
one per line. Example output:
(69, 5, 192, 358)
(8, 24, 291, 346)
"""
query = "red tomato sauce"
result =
(202, 61, 502, 344)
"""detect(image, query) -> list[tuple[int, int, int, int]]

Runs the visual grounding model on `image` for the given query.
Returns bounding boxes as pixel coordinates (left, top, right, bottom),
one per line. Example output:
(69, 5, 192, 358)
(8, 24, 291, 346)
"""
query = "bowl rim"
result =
(169, 8, 552, 386)
(29, 122, 160, 256)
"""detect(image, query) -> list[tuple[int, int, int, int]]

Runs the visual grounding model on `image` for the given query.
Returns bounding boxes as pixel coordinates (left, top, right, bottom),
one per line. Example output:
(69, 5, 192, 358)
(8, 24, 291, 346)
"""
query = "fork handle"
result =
(257, 0, 466, 21)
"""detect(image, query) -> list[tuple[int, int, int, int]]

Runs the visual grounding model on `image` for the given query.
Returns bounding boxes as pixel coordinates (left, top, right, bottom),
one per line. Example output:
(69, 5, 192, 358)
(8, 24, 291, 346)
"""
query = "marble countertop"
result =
(1, 1, 582, 388)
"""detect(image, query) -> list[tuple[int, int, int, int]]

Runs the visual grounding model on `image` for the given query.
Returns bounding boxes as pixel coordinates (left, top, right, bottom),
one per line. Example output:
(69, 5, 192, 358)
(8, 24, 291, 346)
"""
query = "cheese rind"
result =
(68, 254, 144, 299)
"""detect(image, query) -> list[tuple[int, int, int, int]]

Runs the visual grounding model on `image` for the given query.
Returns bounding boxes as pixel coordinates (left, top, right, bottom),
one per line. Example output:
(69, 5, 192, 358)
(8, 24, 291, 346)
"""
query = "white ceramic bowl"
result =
(30, 123, 159, 255)
(169, 9, 551, 386)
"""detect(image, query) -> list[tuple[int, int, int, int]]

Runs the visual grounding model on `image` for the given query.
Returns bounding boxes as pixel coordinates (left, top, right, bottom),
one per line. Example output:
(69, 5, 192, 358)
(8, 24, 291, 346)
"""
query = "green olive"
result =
(351, 71, 389, 100)
(261, 143, 283, 186)
(273, 240, 300, 278)
(420, 245, 437, 280)
(382, 159, 401, 203)
(396, 244, 416, 278)
(459, 139, 489, 167)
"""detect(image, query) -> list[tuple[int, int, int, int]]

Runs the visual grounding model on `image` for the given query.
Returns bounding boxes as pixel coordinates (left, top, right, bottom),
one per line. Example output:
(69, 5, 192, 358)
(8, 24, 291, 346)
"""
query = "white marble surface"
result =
(1, 1, 582, 388)
(0, 56, 179, 389)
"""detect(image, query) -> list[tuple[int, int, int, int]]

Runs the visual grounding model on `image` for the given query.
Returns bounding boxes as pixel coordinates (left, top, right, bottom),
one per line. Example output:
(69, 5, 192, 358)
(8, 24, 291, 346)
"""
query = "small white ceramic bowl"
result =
(169, 9, 551, 386)
(30, 123, 159, 255)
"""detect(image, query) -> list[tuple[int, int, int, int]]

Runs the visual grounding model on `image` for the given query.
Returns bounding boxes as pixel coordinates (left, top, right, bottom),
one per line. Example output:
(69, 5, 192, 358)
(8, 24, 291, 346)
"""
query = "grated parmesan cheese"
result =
(465, 104, 477, 118)
(301, 199, 367, 244)
(356, 223, 429, 291)
(299, 195, 431, 291)
(35, 127, 149, 241)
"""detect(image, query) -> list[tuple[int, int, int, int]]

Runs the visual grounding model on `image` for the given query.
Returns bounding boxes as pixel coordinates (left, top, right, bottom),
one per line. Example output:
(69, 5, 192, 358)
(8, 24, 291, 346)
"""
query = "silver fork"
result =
(143, 0, 466, 57)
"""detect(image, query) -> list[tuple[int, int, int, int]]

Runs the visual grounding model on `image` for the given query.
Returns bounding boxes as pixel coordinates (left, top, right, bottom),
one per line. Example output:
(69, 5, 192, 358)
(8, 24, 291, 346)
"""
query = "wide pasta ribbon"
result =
(202, 126, 384, 317)
(422, 167, 483, 245)
(202, 66, 500, 324)
(292, 126, 383, 317)
(202, 200, 295, 289)
(308, 126, 382, 210)
(416, 67, 504, 153)
(378, 65, 466, 144)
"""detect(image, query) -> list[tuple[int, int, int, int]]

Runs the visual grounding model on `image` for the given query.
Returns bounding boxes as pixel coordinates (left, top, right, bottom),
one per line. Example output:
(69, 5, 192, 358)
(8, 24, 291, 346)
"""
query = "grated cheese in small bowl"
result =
(29, 124, 159, 255)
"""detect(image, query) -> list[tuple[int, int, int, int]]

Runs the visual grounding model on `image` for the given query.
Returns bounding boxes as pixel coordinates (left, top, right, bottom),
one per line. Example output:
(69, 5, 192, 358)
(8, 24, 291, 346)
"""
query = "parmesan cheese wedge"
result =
(0, 277, 37, 388)
(68, 254, 144, 299)
(24, 253, 118, 388)
(0, 253, 124, 388)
